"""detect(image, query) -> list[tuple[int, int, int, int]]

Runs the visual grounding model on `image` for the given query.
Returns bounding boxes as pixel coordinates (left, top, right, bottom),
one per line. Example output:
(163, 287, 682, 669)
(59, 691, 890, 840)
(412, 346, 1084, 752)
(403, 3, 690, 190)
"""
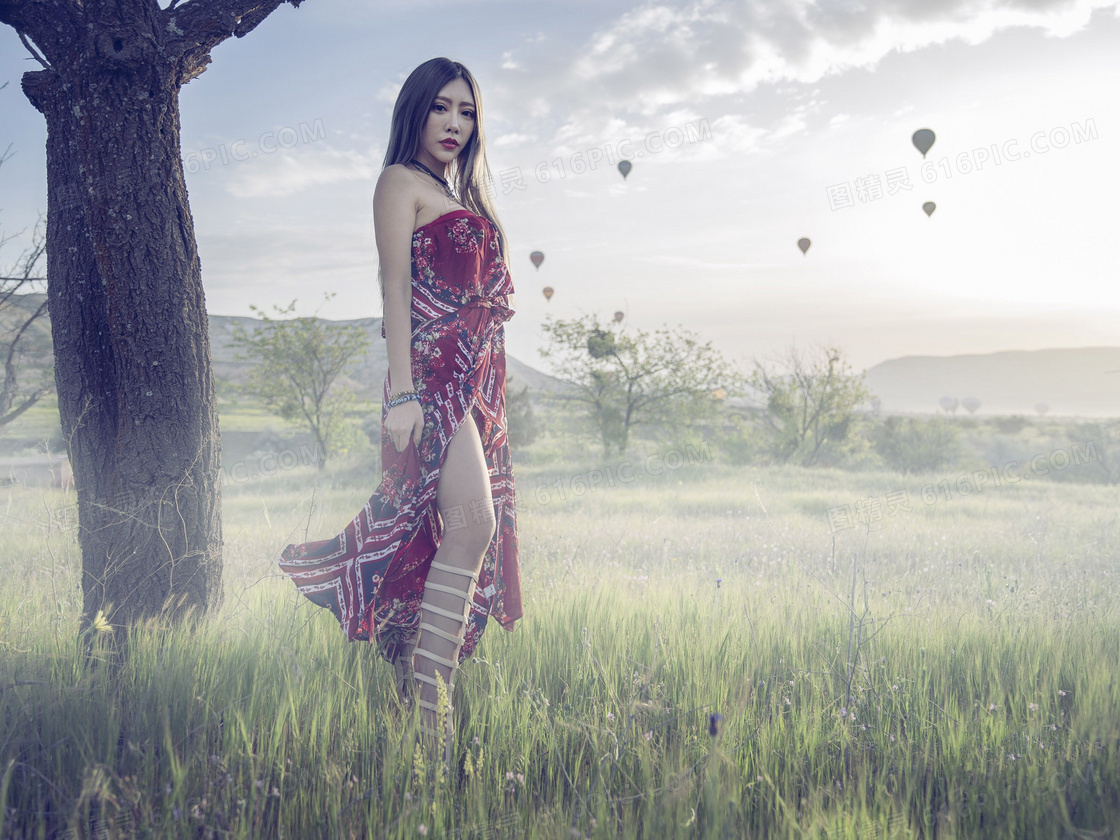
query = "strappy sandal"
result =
(413, 560, 479, 765)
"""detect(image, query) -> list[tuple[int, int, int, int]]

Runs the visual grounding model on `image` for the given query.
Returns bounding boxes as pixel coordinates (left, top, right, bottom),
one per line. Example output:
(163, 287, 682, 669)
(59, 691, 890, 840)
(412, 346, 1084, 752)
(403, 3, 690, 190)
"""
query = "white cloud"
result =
(493, 133, 538, 148)
(488, 0, 1120, 157)
(375, 81, 402, 105)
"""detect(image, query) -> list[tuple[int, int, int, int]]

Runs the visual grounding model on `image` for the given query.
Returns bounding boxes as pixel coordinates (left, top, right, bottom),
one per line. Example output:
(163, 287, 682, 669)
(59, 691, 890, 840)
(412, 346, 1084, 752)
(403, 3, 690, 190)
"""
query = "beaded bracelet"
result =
(386, 391, 420, 409)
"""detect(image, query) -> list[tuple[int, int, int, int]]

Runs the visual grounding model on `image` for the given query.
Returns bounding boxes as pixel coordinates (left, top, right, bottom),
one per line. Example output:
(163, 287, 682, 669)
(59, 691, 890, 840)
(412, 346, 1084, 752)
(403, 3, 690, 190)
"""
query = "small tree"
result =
(539, 313, 746, 457)
(747, 343, 873, 467)
(873, 415, 962, 474)
(231, 296, 369, 469)
(1069, 420, 1120, 485)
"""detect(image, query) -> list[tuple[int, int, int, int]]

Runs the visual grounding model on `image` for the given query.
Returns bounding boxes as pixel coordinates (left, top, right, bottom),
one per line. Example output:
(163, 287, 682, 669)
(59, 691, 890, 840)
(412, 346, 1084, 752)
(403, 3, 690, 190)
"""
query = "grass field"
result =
(0, 438, 1117, 839)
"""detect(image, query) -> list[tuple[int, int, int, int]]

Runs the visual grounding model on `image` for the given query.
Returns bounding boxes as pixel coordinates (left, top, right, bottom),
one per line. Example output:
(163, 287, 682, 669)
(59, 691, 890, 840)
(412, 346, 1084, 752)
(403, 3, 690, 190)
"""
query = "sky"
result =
(1, 0, 1118, 379)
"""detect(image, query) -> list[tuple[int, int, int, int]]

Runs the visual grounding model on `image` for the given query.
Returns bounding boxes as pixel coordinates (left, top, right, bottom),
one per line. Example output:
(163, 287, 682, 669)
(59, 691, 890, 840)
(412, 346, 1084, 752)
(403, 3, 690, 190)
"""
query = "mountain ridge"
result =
(3, 294, 1116, 417)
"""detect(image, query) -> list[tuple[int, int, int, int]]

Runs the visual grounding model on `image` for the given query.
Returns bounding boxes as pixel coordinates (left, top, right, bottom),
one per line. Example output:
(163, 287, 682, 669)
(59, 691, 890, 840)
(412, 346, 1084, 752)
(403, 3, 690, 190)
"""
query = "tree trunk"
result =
(20, 41, 223, 642)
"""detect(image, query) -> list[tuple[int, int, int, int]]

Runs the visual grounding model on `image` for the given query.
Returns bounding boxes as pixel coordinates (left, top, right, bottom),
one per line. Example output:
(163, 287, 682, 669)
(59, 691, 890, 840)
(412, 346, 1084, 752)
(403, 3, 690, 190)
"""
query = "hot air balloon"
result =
(912, 129, 935, 158)
(797, 238, 811, 255)
(922, 202, 936, 217)
(939, 396, 959, 414)
(530, 251, 545, 269)
(961, 396, 981, 415)
(1034, 402, 1049, 417)
(618, 160, 632, 179)
(542, 286, 554, 302)
(613, 311, 624, 323)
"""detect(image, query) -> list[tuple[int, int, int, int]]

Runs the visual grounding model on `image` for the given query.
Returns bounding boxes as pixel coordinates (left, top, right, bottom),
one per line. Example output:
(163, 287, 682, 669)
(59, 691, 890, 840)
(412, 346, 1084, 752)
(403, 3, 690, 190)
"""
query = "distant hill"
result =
(863, 347, 1120, 418)
(6, 293, 1117, 417)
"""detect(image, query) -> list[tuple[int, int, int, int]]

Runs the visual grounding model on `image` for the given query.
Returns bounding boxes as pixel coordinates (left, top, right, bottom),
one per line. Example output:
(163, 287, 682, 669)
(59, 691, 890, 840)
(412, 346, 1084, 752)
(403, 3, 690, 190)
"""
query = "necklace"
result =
(410, 158, 456, 200)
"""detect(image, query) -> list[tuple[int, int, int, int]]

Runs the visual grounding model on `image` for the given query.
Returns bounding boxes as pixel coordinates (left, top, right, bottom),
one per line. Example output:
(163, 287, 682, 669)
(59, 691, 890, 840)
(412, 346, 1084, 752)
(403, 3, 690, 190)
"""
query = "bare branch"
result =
(18, 28, 50, 69)
(0, 213, 48, 309)
(0, 0, 81, 66)
(0, 194, 50, 426)
(165, 0, 306, 72)
(0, 385, 50, 426)
(3, 293, 47, 351)
(0, 297, 52, 424)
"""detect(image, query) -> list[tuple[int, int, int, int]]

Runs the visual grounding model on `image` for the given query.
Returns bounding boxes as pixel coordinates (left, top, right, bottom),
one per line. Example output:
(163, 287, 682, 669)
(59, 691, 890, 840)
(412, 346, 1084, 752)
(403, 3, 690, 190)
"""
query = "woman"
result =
(278, 57, 523, 765)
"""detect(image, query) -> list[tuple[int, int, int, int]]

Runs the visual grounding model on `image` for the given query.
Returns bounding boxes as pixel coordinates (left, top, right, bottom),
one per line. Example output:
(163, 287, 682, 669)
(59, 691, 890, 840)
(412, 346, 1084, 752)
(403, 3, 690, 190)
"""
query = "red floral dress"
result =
(278, 208, 522, 666)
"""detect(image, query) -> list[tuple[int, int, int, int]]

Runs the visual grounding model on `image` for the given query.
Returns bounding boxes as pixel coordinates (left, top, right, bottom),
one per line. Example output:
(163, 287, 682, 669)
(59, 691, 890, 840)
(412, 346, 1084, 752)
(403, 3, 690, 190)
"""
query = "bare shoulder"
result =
(379, 162, 415, 184)
(376, 163, 420, 197)
(374, 164, 421, 220)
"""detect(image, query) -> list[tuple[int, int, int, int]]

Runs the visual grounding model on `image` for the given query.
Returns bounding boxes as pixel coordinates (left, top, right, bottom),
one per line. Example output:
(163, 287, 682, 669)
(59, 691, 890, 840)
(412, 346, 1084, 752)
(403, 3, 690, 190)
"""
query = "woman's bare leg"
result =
(412, 410, 496, 740)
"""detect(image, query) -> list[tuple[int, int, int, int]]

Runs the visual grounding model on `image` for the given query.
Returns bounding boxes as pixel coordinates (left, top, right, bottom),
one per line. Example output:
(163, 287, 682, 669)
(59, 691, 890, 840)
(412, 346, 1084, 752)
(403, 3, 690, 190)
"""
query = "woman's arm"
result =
(373, 166, 419, 395)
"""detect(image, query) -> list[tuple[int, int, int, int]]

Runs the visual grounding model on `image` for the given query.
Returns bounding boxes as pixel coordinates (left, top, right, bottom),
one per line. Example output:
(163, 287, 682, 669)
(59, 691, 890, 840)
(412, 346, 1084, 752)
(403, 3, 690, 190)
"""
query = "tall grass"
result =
(0, 446, 1116, 838)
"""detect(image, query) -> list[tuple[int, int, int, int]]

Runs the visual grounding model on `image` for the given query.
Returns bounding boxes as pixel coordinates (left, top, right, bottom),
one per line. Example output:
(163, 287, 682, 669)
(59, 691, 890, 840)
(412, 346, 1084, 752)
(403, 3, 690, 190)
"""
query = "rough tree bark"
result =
(0, 0, 307, 647)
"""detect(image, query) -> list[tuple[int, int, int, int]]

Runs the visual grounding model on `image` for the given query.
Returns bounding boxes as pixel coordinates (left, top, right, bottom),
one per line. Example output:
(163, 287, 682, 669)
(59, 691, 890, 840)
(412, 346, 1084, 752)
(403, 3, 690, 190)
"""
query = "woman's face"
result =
(417, 77, 476, 173)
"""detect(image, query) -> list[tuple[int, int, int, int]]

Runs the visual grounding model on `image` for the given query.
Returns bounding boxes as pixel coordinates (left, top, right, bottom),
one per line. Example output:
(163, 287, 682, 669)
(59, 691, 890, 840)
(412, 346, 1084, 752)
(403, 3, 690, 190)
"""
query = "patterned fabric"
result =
(278, 208, 522, 666)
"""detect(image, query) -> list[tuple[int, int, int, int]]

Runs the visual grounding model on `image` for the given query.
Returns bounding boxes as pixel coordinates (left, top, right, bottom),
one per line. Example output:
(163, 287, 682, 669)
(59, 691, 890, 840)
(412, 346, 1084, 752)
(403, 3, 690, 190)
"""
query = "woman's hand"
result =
(385, 400, 424, 452)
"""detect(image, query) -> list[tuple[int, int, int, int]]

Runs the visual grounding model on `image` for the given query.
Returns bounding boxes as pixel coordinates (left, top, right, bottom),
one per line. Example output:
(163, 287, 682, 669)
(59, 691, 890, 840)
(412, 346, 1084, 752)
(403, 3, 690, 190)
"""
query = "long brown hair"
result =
(377, 57, 509, 300)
